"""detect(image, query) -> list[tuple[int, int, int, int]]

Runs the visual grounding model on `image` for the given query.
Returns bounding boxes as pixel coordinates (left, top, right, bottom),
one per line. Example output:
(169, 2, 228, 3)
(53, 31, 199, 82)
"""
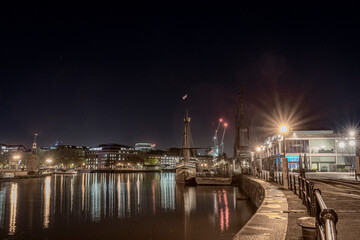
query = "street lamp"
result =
(256, 146, 261, 152)
(279, 124, 289, 157)
(279, 124, 290, 186)
(46, 159, 52, 163)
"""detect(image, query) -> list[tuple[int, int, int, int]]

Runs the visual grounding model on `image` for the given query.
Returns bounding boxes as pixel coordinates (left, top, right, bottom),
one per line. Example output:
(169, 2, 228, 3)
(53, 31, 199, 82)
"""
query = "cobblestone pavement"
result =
(310, 179, 360, 240)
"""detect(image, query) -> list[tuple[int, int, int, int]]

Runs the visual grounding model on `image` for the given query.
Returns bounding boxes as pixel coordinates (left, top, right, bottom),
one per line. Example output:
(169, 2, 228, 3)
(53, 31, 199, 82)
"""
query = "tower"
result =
(234, 84, 250, 168)
(27, 133, 39, 174)
(32, 133, 38, 154)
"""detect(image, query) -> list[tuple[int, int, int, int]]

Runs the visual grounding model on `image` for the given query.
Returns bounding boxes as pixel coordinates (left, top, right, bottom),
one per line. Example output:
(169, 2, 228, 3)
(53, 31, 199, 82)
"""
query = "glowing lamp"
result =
(256, 147, 261, 152)
(46, 159, 52, 163)
(339, 142, 345, 148)
(279, 124, 288, 134)
(219, 118, 223, 122)
(13, 155, 20, 159)
(224, 123, 228, 127)
(350, 131, 355, 137)
(349, 140, 356, 146)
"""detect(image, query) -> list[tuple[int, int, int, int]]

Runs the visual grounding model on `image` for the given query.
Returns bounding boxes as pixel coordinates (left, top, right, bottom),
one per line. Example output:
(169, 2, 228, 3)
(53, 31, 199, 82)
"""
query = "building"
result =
(259, 129, 356, 172)
(85, 143, 137, 169)
(135, 142, 156, 152)
(234, 84, 251, 169)
(0, 144, 27, 169)
(148, 148, 183, 168)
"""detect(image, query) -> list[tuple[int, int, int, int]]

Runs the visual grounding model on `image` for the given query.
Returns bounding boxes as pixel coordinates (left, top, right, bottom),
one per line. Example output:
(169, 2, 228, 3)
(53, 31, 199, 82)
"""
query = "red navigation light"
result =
(219, 118, 223, 122)
(224, 123, 228, 127)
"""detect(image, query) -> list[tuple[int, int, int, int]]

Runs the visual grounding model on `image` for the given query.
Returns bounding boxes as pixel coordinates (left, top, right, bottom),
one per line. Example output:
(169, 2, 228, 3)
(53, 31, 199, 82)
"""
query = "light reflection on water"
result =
(43, 177, 51, 229)
(0, 173, 255, 240)
(9, 183, 18, 235)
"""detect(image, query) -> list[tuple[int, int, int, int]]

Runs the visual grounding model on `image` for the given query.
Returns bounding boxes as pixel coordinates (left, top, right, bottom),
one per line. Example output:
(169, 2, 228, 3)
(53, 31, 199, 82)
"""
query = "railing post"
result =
(320, 209, 338, 240)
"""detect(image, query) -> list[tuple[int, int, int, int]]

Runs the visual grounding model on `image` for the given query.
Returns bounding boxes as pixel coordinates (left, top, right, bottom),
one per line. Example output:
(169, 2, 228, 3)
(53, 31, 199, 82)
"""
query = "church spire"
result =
(239, 84, 245, 122)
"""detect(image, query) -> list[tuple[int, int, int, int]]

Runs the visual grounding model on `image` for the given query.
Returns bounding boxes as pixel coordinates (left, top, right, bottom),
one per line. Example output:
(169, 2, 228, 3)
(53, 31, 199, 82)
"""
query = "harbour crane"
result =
(212, 118, 223, 158)
(220, 122, 228, 155)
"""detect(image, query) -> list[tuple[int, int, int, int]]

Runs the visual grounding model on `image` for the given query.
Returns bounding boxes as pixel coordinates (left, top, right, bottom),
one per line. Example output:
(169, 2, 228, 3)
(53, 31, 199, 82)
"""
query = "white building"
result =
(259, 130, 356, 172)
(135, 142, 156, 152)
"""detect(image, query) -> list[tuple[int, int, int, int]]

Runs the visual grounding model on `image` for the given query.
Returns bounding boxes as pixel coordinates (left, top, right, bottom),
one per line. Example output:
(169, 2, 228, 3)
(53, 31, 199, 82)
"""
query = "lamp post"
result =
(356, 133, 360, 181)
(46, 159, 52, 166)
(339, 136, 358, 180)
(280, 124, 289, 188)
(280, 124, 288, 157)
(255, 146, 262, 177)
(12, 155, 20, 170)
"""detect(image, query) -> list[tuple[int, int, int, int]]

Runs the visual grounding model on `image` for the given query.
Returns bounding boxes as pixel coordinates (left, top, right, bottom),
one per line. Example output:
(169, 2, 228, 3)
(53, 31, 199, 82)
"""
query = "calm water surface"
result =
(0, 173, 255, 240)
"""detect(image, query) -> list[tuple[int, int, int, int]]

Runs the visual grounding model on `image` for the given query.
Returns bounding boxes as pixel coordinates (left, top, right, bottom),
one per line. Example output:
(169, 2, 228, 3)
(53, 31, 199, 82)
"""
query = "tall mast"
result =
(183, 95, 190, 162)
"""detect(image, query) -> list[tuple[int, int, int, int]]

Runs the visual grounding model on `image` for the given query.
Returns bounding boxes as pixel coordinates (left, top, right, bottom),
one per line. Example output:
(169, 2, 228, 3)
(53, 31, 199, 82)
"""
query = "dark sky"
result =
(1, 2, 360, 155)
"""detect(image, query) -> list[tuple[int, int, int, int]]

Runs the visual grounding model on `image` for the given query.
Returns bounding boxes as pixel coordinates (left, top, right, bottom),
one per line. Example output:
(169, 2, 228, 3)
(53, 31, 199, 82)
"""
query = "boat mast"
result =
(183, 94, 191, 163)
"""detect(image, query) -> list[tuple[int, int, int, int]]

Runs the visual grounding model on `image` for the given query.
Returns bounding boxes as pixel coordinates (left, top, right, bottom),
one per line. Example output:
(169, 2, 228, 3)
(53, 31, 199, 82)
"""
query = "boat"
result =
(2, 172, 15, 179)
(176, 162, 196, 184)
(63, 170, 78, 174)
(55, 169, 78, 174)
(175, 94, 196, 185)
(195, 172, 232, 185)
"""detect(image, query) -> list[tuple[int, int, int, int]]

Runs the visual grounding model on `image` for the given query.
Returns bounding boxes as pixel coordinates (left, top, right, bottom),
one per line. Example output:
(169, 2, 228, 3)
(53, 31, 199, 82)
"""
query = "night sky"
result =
(1, 3, 360, 155)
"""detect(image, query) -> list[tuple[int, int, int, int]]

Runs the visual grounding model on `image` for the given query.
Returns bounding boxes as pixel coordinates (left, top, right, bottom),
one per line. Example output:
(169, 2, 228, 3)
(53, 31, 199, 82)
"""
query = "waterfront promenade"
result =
(307, 173, 360, 240)
(238, 172, 360, 239)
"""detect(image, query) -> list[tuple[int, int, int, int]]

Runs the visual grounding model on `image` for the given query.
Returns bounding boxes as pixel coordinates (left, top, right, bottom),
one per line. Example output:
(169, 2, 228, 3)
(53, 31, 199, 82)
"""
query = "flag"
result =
(182, 94, 187, 100)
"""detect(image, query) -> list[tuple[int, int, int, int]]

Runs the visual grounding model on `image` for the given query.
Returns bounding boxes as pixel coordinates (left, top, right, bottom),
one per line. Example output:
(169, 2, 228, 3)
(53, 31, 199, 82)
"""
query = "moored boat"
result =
(195, 175, 232, 185)
(175, 94, 196, 185)
(176, 162, 196, 184)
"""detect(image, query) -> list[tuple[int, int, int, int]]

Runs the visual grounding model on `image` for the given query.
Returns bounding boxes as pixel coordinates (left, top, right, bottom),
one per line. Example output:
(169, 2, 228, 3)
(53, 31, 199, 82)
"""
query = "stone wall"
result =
(232, 174, 288, 240)
(232, 174, 264, 208)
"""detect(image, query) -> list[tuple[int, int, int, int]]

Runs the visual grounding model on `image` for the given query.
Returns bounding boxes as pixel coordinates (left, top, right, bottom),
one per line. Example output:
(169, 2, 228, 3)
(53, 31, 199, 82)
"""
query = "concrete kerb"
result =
(234, 176, 288, 240)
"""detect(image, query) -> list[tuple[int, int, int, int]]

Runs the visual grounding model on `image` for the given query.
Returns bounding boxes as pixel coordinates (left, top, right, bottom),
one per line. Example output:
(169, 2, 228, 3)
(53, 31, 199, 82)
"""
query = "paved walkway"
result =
(309, 179, 360, 240)
(239, 173, 360, 239)
(234, 177, 288, 240)
(280, 188, 308, 240)
(280, 172, 360, 239)
(306, 172, 359, 181)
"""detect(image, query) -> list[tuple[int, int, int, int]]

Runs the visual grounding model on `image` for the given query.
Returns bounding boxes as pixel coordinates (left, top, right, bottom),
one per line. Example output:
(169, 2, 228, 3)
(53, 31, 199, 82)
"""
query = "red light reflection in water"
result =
(216, 189, 230, 232)
(152, 180, 156, 215)
(223, 189, 229, 230)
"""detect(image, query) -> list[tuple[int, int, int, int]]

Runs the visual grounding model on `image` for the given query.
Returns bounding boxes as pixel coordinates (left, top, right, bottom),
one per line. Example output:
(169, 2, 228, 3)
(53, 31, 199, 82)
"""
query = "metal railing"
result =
(259, 170, 338, 240)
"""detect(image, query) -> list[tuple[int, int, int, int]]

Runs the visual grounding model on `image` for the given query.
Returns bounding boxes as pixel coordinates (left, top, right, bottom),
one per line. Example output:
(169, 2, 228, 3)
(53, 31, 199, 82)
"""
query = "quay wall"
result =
(233, 174, 288, 240)
(232, 174, 264, 208)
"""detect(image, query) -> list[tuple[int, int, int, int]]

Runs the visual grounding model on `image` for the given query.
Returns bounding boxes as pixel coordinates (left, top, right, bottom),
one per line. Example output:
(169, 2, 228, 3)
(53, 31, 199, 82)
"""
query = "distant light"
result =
(279, 124, 288, 134)
(224, 123, 228, 127)
(350, 131, 355, 137)
(46, 159, 52, 163)
(13, 155, 20, 159)
(349, 140, 356, 146)
(256, 147, 261, 152)
(339, 142, 345, 148)
(219, 118, 223, 122)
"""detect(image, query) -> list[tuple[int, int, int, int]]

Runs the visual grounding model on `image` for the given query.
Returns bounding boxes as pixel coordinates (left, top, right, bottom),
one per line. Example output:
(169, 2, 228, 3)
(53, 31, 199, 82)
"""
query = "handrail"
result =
(258, 170, 338, 240)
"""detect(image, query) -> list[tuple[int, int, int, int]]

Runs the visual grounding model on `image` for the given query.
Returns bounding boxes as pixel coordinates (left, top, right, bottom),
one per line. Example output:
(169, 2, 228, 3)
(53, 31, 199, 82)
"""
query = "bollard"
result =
(297, 217, 317, 240)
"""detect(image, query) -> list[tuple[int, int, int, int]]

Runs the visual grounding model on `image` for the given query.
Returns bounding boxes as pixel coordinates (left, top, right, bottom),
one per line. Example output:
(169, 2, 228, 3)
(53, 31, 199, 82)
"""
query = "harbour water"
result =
(0, 173, 255, 240)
